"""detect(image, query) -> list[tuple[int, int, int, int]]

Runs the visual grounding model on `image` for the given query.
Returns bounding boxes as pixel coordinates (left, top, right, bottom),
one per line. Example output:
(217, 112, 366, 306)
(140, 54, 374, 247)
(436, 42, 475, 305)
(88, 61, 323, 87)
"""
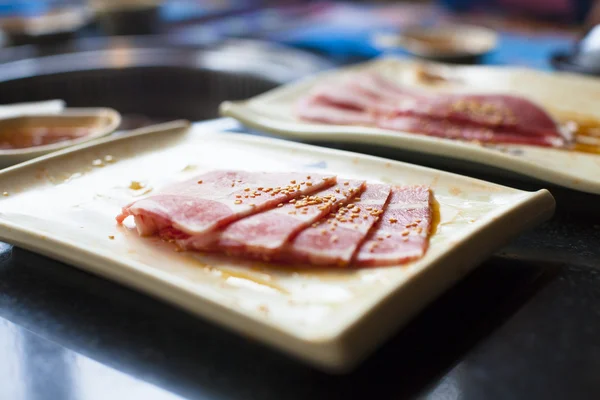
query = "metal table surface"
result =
(1, 118, 599, 400)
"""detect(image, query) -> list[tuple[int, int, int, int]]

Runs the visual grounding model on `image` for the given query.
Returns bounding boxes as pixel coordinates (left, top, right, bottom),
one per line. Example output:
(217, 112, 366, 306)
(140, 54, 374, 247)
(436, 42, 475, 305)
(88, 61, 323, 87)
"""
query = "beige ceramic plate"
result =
(0, 108, 121, 168)
(0, 121, 554, 372)
(221, 57, 600, 195)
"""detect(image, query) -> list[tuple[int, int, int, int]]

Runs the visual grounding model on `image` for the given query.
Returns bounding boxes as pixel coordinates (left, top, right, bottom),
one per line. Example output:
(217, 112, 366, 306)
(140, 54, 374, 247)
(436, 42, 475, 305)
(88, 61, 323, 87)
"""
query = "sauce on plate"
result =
(0, 126, 91, 150)
(558, 113, 600, 155)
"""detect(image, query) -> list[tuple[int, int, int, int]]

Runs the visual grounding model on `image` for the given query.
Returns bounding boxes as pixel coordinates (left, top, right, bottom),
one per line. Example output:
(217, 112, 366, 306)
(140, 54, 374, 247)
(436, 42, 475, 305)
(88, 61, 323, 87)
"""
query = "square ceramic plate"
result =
(220, 57, 600, 195)
(0, 121, 555, 373)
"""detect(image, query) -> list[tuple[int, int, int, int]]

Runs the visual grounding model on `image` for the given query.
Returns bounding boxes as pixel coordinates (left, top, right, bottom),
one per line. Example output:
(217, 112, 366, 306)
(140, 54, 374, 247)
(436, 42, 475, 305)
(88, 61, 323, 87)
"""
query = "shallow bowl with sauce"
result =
(0, 108, 121, 168)
(372, 24, 498, 64)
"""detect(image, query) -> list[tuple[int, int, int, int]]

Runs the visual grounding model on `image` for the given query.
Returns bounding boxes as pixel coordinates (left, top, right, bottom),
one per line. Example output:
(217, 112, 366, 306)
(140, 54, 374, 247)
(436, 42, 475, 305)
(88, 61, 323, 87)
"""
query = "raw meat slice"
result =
(116, 171, 337, 241)
(386, 94, 563, 139)
(215, 179, 367, 259)
(355, 186, 432, 267)
(378, 115, 561, 147)
(309, 83, 381, 111)
(295, 96, 375, 126)
(285, 183, 391, 267)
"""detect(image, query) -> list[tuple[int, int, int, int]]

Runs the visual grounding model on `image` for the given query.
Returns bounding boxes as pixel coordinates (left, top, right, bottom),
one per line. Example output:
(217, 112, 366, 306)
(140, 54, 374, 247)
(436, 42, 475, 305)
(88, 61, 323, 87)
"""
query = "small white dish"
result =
(0, 121, 554, 372)
(0, 107, 121, 168)
(372, 24, 498, 63)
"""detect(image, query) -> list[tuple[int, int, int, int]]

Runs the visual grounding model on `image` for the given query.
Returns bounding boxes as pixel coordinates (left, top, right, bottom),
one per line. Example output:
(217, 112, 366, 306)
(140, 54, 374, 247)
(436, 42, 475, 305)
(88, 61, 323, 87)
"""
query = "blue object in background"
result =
(0, 0, 49, 16)
(438, 0, 594, 23)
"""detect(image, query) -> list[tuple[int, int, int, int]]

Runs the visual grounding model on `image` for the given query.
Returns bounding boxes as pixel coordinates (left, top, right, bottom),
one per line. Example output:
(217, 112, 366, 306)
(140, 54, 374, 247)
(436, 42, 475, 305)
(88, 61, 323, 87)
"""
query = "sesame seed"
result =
(244, 188, 250, 192)
(331, 235, 339, 243)
(290, 180, 296, 184)
(415, 219, 422, 223)
(231, 183, 235, 187)
(306, 182, 313, 186)
(108, 235, 115, 240)
(401, 230, 409, 236)
(235, 200, 242, 204)
(257, 187, 264, 191)
(343, 182, 349, 186)
(2, 192, 8, 197)
(307, 175, 311, 179)
(236, 195, 242, 198)
(389, 218, 398, 223)
(197, 180, 203, 184)
(277, 203, 283, 207)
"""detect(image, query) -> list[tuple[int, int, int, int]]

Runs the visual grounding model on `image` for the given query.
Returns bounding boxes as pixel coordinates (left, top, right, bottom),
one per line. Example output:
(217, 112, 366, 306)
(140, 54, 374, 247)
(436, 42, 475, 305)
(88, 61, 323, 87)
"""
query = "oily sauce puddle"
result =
(0, 126, 92, 150)
(558, 111, 600, 155)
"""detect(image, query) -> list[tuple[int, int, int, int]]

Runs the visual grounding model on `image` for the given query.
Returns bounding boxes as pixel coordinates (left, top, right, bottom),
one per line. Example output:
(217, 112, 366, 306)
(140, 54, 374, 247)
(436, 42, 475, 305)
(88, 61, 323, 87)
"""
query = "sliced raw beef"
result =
(285, 183, 391, 267)
(378, 115, 561, 147)
(295, 96, 375, 126)
(355, 186, 432, 267)
(296, 71, 567, 147)
(215, 179, 367, 259)
(385, 93, 562, 139)
(116, 171, 337, 243)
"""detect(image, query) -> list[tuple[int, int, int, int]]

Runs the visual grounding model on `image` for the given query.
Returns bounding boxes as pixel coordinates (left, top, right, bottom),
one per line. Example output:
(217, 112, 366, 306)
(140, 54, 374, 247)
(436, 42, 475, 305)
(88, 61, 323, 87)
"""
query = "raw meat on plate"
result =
(216, 179, 366, 260)
(355, 186, 433, 267)
(295, 71, 568, 147)
(116, 170, 337, 247)
(285, 183, 392, 267)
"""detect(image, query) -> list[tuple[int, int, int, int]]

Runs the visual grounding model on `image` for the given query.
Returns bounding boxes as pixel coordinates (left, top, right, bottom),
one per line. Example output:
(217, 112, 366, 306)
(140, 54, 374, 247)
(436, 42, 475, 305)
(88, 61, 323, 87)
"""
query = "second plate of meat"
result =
(0, 121, 554, 372)
(221, 58, 600, 195)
